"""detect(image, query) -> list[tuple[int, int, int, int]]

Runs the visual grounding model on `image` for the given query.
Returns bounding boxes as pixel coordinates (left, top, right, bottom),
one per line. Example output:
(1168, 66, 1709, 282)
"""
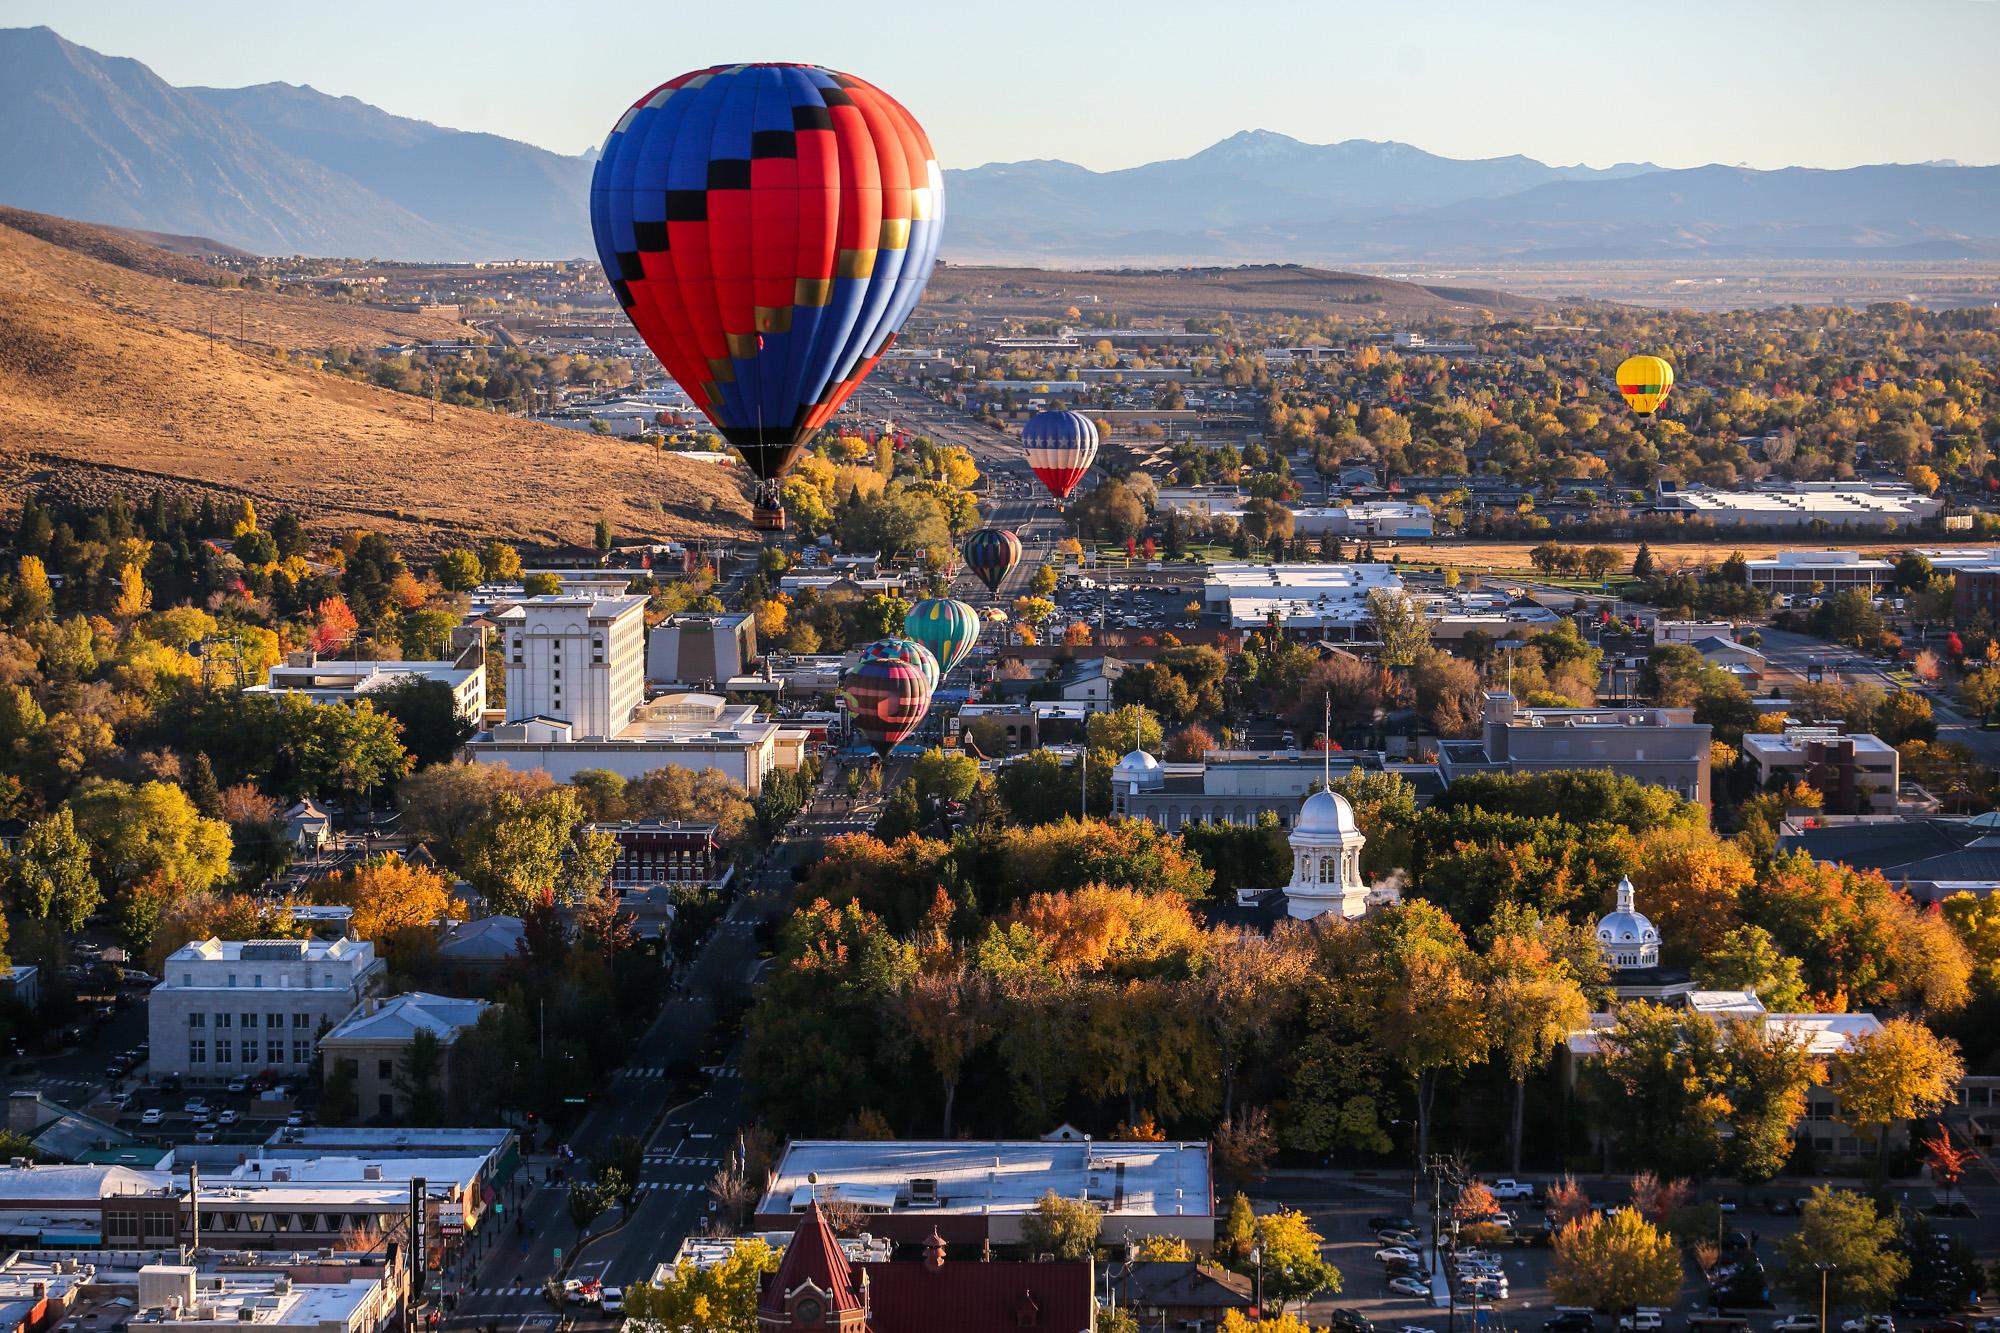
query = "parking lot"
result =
(1265, 1174, 1988, 1333)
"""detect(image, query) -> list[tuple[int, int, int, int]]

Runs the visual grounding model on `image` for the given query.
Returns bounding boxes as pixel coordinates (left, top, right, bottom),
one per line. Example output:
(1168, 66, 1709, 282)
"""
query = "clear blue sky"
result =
(7, 0, 1998, 171)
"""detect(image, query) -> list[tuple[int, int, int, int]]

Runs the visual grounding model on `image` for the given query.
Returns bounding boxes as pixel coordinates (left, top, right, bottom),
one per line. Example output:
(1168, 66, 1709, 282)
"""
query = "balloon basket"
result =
(752, 505, 787, 533)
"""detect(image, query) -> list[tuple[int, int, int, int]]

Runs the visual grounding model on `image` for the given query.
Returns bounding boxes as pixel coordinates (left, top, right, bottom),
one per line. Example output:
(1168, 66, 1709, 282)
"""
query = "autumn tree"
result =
(1022, 1189, 1100, 1261)
(1627, 826, 1753, 964)
(892, 964, 995, 1137)
(304, 855, 465, 949)
(1776, 1187, 1908, 1312)
(1550, 1210, 1681, 1311)
(1371, 902, 1489, 1162)
(4, 807, 100, 932)
(1247, 1206, 1341, 1312)
(1692, 925, 1810, 1011)
(1834, 1018, 1965, 1170)
(1484, 926, 1591, 1173)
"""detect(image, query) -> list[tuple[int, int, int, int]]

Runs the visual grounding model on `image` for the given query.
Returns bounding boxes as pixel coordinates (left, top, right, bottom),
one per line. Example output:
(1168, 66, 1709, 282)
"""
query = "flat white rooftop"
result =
(758, 1139, 1213, 1220)
(1742, 729, 1898, 758)
(1745, 550, 1893, 570)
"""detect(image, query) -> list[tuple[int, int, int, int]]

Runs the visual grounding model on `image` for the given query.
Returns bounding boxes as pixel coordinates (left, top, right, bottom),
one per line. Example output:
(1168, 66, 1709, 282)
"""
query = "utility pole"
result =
(188, 1162, 200, 1252)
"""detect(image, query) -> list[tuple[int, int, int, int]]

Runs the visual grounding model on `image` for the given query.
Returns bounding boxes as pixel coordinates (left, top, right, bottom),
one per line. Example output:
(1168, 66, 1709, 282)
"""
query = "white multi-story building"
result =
(148, 939, 385, 1083)
(497, 594, 648, 738)
(246, 652, 486, 722)
(1743, 549, 1895, 596)
(1657, 481, 1941, 530)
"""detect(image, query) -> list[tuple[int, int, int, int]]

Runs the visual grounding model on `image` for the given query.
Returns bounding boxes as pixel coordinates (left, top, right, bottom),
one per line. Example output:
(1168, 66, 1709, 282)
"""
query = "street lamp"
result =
(1816, 1262, 1837, 1333)
(1250, 1245, 1263, 1320)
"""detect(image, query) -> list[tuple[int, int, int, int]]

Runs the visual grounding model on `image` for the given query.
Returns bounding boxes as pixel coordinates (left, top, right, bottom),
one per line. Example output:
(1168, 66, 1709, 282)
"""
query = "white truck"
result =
(1485, 1179, 1536, 1201)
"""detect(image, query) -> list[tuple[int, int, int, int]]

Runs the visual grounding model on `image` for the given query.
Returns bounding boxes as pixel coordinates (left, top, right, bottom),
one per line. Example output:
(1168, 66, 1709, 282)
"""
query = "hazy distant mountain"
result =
(945, 132, 2000, 264)
(6, 26, 1996, 264)
(187, 82, 593, 257)
(0, 26, 587, 259)
(0, 26, 468, 258)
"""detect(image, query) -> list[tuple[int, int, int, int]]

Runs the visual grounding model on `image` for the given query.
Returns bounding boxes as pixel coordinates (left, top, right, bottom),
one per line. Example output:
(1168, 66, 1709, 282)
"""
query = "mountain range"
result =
(4, 25, 1998, 264)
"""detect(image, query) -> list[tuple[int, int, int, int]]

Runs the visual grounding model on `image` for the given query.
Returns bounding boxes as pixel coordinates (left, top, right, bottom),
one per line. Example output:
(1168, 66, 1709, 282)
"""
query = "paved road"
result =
(449, 851, 802, 1323)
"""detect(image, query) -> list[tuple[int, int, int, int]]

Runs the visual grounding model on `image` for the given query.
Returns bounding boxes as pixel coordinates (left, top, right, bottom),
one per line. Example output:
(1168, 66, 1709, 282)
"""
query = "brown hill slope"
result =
(0, 207, 467, 348)
(923, 263, 1542, 320)
(0, 219, 749, 549)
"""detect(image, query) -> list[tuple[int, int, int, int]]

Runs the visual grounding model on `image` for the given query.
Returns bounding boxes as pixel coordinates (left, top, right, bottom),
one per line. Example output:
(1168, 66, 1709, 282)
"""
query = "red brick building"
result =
(756, 1200, 1095, 1333)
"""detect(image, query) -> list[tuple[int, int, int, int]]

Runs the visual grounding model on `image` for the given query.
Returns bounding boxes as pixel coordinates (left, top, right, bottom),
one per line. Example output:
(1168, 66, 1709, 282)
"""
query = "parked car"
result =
(217, 1110, 239, 1126)
(1545, 1315, 1595, 1333)
(1376, 1247, 1422, 1266)
(182, 1098, 209, 1115)
(1328, 1312, 1376, 1333)
(599, 1290, 623, 1315)
(1377, 1229, 1421, 1247)
(1842, 1318, 1895, 1333)
(227, 1077, 249, 1094)
(1771, 1317, 1820, 1332)
(1368, 1217, 1418, 1234)
(1619, 1313, 1664, 1332)
(1487, 1179, 1537, 1201)
(139, 1108, 164, 1126)
(193, 1129, 217, 1144)
(1388, 1277, 1430, 1299)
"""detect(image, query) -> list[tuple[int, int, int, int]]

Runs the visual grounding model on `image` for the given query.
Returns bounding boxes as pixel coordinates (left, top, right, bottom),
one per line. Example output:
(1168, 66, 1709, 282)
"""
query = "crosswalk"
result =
(618, 1066, 669, 1079)
(642, 1154, 720, 1166)
(700, 1063, 740, 1078)
(636, 1180, 705, 1191)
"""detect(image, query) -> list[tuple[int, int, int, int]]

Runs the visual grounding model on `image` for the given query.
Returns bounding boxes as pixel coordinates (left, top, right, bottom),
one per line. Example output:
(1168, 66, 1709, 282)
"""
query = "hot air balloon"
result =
(840, 654, 933, 756)
(1023, 410, 1099, 502)
(590, 64, 944, 531)
(859, 636, 940, 694)
(1615, 355, 1674, 417)
(904, 597, 980, 676)
(962, 527, 1022, 595)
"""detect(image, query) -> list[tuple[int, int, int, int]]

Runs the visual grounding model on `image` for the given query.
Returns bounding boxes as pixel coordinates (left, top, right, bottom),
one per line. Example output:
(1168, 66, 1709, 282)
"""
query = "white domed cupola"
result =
(1597, 876, 1661, 970)
(1285, 787, 1368, 921)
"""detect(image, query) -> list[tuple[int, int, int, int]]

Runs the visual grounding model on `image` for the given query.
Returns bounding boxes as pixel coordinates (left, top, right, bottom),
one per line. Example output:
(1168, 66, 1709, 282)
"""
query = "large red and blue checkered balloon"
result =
(590, 64, 943, 509)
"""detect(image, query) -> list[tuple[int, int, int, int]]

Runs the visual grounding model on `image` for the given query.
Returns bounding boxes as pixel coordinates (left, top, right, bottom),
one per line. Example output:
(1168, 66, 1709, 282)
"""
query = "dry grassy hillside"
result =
(0, 219, 750, 550)
(0, 208, 467, 349)
(923, 263, 1543, 321)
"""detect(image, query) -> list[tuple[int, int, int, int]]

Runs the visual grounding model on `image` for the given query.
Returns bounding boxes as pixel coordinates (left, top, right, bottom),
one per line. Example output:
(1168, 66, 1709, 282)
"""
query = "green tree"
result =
(6, 807, 101, 931)
(1085, 703, 1164, 754)
(394, 1028, 446, 1123)
(593, 517, 614, 554)
(1216, 1190, 1258, 1268)
(1692, 924, 1810, 1010)
(522, 572, 564, 596)
(1550, 1209, 1682, 1311)
(462, 788, 617, 915)
(910, 748, 980, 807)
(478, 542, 523, 583)
(1372, 902, 1489, 1162)
(70, 779, 232, 893)
(1366, 588, 1432, 667)
(273, 694, 411, 800)
(370, 677, 475, 771)
(1590, 1002, 1733, 1176)
(434, 549, 485, 592)
(854, 591, 912, 640)
(1776, 1187, 1909, 1313)
(1021, 1189, 1100, 1261)
(1029, 563, 1059, 597)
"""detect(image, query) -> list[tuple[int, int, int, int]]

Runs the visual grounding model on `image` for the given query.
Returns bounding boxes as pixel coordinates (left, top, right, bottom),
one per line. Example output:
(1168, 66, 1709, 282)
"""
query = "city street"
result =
(445, 849, 802, 1326)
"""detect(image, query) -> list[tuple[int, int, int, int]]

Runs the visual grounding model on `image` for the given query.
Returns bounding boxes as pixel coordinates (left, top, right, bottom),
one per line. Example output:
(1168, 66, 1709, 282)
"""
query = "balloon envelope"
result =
(1023, 410, 1099, 501)
(962, 527, 1023, 595)
(903, 597, 981, 676)
(1616, 354, 1674, 417)
(840, 656, 933, 756)
(590, 64, 943, 503)
(858, 636, 940, 694)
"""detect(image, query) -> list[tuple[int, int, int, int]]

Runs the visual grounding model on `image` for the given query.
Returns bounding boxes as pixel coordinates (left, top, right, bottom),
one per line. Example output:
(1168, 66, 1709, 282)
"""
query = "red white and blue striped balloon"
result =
(1022, 410, 1098, 502)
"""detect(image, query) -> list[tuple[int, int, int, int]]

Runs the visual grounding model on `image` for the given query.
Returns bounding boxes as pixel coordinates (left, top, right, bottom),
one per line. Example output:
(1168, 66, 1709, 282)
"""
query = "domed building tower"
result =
(1285, 786, 1369, 920)
(1596, 876, 1661, 970)
(1110, 747, 1165, 817)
